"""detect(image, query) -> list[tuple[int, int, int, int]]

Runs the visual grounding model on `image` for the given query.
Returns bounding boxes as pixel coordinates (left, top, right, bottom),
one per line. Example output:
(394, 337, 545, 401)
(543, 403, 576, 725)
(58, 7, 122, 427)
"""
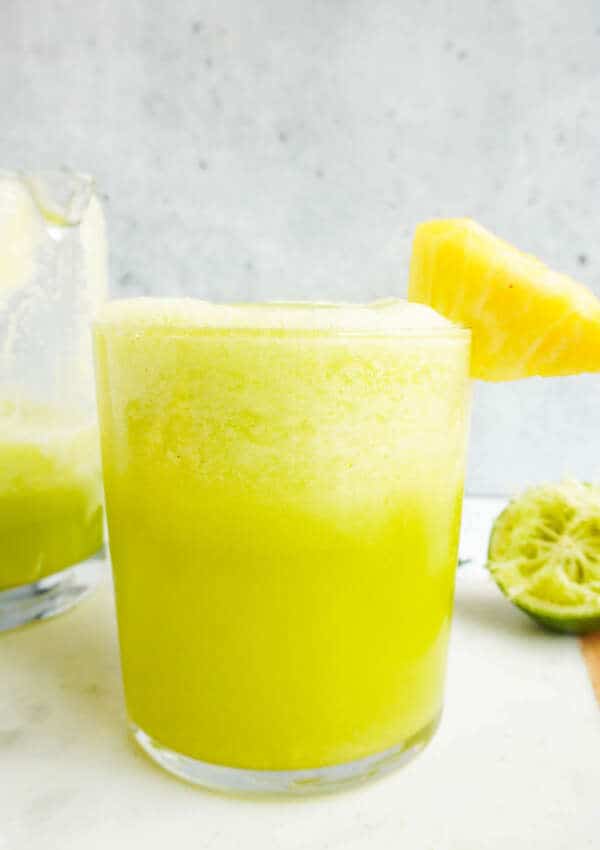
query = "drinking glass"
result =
(0, 171, 107, 631)
(94, 299, 470, 794)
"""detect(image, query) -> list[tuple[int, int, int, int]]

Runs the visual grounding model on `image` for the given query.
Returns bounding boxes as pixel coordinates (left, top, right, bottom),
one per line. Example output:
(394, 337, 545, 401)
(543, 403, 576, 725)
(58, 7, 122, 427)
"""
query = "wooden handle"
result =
(581, 633, 600, 705)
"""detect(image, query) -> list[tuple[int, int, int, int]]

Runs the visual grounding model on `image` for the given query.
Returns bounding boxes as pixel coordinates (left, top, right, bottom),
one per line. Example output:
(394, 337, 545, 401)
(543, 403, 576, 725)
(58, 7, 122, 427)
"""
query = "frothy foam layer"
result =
(95, 298, 461, 334)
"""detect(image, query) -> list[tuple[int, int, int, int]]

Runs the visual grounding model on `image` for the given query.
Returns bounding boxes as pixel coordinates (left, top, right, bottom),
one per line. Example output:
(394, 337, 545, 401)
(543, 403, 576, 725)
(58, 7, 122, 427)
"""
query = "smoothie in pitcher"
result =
(0, 401, 103, 592)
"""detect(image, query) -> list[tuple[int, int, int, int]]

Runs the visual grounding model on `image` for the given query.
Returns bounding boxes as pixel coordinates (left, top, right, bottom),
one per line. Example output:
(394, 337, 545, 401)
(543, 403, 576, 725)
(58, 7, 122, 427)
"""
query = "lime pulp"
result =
(487, 480, 600, 634)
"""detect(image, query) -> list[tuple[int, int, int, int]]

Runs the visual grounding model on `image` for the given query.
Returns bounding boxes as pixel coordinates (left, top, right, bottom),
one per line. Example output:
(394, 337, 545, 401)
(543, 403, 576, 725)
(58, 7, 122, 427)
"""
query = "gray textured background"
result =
(2, 0, 600, 494)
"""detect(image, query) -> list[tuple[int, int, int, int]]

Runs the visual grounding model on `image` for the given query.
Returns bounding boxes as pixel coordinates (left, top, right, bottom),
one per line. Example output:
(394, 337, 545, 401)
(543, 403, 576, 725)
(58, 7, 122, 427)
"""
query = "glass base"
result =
(0, 549, 105, 632)
(131, 712, 441, 796)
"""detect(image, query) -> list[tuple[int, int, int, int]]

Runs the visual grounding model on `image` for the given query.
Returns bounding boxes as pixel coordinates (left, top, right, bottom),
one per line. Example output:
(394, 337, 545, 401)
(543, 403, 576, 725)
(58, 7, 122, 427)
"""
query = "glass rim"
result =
(93, 298, 471, 341)
(94, 326, 471, 342)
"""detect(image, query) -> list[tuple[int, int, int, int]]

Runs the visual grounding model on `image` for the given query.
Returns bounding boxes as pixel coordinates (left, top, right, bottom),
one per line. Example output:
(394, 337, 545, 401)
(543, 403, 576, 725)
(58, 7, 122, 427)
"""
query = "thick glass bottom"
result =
(131, 711, 441, 796)
(0, 549, 105, 632)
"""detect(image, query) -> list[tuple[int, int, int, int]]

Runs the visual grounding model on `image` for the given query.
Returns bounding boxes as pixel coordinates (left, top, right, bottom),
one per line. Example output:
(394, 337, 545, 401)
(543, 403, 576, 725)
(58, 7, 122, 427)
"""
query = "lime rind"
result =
(487, 480, 600, 634)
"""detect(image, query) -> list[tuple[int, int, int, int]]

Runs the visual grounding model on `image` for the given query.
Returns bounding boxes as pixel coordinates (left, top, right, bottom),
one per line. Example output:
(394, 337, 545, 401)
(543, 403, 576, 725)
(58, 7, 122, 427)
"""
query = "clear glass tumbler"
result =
(0, 171, 107, 631)
(94, 299, 470, 794)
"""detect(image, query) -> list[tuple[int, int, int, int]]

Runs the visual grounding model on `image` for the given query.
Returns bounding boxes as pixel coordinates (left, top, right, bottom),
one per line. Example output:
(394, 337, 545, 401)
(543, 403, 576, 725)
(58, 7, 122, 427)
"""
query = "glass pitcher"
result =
(0, 171, 107, 630)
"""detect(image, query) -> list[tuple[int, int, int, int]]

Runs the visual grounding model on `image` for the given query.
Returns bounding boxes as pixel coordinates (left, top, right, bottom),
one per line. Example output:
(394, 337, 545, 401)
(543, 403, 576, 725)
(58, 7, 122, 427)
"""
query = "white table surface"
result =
(1, 498, 598, 850)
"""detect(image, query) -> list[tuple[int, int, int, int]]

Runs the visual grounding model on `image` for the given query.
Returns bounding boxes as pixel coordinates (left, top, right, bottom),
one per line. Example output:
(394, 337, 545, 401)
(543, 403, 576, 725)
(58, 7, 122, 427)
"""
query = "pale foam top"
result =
(95, 297, 463, 335)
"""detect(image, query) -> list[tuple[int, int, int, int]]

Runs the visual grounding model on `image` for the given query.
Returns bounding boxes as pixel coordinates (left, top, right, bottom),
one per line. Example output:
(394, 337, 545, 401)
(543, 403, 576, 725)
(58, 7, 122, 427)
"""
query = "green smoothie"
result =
(0, 401, 103, 591)
(95, 299, 470, 773)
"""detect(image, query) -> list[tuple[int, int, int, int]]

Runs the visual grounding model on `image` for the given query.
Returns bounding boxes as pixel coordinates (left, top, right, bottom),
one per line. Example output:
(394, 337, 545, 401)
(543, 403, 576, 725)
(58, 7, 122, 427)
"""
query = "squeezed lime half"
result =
(487, 480, 600, 634)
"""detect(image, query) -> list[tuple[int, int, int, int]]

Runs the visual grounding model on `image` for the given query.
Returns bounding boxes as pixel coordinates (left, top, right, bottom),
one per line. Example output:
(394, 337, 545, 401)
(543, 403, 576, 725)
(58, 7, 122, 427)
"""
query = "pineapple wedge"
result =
(408, 218, 600, 381)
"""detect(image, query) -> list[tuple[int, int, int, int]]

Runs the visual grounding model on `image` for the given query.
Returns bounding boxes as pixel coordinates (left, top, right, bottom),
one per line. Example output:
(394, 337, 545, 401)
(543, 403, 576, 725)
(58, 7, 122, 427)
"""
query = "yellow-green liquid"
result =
(0, 403, 104, 592)
(95, 308, 470, 770)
